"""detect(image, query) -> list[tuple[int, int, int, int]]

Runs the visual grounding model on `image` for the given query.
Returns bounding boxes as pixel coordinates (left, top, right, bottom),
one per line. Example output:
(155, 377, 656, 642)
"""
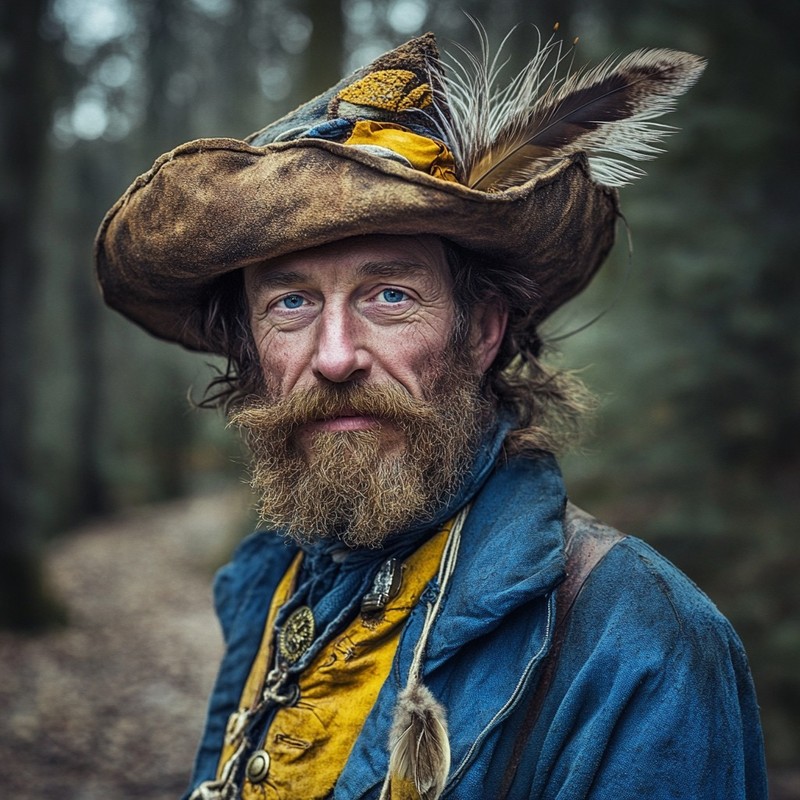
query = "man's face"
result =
(234, 234, 506, 546)
(245, 234, 457, 429)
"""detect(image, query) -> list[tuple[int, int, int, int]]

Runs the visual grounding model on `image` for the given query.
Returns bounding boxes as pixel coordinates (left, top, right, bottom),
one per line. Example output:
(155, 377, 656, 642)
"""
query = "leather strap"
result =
(496, 503, 625, 799)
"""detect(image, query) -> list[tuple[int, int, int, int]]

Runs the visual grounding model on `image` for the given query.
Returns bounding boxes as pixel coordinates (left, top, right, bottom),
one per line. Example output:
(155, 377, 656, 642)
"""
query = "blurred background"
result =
(1, 0, 798, 797)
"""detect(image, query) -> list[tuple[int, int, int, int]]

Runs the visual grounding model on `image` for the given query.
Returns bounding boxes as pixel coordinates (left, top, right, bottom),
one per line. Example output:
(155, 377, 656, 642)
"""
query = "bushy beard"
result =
(229, 356, 488, 549)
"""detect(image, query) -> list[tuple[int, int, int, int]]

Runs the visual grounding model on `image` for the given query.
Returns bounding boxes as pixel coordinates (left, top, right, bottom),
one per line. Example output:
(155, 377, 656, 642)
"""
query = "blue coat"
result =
(185, 455, 767, 799)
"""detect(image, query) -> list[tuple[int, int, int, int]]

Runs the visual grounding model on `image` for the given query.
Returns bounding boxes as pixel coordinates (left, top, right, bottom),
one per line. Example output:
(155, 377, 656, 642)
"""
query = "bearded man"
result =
(95, 31, 767, 800)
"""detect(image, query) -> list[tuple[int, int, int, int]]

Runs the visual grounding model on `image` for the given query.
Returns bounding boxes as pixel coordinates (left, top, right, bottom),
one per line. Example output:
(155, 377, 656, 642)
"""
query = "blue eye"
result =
(280, 294, 304, 309)
(381, 289, 406, 303)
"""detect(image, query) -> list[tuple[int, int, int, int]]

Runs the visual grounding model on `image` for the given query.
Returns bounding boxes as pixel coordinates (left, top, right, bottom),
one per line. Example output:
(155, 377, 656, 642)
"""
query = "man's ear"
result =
(470, 302, 508, 373)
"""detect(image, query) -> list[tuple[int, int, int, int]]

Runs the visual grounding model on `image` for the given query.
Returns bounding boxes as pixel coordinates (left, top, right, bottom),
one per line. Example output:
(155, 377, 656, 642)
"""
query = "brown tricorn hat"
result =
(95, 32, 705, 353)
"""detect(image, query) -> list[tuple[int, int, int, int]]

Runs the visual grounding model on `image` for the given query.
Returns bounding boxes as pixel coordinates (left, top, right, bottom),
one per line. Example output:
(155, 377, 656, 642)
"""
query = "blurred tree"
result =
(0, 1, 68, 628)
(71, 147, 112, 517)
(301, 0, 345, 96)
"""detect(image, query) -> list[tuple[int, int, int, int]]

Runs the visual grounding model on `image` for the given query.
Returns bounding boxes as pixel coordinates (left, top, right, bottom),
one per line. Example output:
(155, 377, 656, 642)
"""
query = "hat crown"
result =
(247, 33, 445, 149)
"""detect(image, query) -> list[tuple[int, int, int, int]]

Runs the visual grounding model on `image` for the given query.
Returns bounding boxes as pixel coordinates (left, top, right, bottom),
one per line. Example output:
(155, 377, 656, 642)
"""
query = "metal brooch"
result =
(278, 605, 315, 664)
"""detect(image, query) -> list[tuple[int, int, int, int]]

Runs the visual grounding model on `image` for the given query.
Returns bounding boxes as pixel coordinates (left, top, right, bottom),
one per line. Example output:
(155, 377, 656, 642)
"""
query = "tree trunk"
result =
(300, 0, 345, 98)
(0, 0, 66, 628)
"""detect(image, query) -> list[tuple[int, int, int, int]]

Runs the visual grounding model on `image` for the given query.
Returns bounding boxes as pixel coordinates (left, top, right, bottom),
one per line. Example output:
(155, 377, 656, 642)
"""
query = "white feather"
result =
(427, 23, 706, 190)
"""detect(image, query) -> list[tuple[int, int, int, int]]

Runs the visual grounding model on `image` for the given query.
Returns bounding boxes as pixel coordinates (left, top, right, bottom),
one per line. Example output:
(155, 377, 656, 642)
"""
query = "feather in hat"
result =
(427, 22, 706, 191)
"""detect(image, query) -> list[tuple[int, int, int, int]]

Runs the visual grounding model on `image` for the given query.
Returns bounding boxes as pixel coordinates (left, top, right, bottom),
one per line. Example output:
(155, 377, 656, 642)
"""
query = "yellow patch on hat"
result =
(338, 69, 432, 112)
(344, 120, 457, 182)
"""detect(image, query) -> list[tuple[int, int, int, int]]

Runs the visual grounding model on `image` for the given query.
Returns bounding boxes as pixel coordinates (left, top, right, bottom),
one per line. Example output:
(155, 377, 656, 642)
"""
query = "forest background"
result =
(1, 0, 798, 790)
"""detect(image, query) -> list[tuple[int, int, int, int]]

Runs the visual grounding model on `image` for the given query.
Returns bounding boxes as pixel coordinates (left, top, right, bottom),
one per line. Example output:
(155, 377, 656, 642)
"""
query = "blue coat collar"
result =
(426, 453, 566, 666)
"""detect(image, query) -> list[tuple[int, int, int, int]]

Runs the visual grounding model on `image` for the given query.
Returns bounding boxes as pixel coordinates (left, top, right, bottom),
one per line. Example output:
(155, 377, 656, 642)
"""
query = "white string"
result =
(379, 504, 471, 800)
(408, 503, 469, 684)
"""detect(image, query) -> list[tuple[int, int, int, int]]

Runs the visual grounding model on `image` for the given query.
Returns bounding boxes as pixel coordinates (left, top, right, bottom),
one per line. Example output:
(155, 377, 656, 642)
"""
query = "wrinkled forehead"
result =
(243, 234, 453, 296)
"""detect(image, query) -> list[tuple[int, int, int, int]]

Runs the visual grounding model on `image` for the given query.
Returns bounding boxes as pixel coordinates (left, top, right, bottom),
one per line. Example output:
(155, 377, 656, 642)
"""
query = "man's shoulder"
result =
(510, 504, 766, 800)
(563, 503, 745, 667)
(218, 528, 295, 583)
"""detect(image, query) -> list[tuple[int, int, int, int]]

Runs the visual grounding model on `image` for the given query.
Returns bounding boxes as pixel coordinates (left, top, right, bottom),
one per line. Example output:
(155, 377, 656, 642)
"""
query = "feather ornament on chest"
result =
(387, 683, 451, 800)
(428, 24, 706, 191)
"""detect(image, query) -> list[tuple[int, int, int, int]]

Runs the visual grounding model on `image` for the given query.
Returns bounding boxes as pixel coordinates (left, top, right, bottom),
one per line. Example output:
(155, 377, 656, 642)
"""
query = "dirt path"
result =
(0, 489, 253, 799)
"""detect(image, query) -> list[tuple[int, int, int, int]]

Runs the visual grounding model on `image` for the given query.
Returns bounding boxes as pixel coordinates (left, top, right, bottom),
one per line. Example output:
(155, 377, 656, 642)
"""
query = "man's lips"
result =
(302, 414, 382, 433)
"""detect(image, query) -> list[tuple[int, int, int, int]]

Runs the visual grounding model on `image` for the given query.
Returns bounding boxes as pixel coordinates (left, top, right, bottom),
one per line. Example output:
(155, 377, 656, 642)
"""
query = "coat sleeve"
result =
(517, 538, 767, 800)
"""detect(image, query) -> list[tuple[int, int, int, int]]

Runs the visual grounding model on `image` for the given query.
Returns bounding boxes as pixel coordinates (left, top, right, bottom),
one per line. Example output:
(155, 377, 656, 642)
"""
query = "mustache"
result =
(230, 382, 439, 435)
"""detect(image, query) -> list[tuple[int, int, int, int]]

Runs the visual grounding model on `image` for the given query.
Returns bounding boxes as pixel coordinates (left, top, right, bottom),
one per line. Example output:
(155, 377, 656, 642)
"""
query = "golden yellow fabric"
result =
(217, 523, 451, 800)
(337, 69, 432, 112)
(217, 552, 303, 770)
(344, 120, 458, 183)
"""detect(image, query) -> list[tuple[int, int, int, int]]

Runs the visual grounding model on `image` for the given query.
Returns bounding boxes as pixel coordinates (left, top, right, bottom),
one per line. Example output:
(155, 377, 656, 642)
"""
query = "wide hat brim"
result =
(95, 135, 618, 353)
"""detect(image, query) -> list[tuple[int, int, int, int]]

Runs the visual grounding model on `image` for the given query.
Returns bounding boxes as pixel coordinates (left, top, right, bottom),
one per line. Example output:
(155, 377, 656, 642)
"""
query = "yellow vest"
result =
(217, 522, 451, 799)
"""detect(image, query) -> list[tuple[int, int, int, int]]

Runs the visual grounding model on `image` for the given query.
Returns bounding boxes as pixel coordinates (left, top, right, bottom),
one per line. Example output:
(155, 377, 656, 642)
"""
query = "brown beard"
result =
(229, 357, 488, 548)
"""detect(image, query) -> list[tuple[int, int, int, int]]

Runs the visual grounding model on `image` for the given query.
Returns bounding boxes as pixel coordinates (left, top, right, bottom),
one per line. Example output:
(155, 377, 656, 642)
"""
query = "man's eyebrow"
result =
(248, 269, 307, 294)
(356, 260, 432, 280)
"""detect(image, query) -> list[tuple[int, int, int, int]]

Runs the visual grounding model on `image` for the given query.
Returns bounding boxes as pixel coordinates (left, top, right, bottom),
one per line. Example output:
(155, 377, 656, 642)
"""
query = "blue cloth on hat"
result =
(303, 118, 354, 141)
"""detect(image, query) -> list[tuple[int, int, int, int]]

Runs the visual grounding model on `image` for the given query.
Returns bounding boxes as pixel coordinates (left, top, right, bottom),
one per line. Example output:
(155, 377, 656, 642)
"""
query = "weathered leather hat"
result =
(95, 31, 704, 352)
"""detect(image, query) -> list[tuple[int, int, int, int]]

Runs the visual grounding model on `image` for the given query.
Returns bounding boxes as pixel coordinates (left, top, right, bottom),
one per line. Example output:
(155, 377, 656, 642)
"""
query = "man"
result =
(95, 31, 767, 800)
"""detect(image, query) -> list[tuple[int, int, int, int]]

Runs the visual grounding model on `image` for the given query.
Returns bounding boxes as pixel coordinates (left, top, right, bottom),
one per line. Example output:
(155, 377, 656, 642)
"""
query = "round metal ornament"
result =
(278, 605, 315, 664)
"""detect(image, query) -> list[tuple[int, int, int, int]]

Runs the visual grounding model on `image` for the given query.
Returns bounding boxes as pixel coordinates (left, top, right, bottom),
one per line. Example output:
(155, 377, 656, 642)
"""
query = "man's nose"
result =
(311, 305, 371, 383)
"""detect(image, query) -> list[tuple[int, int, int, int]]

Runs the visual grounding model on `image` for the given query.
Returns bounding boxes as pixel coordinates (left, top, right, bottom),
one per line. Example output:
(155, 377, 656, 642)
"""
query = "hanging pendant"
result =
(278, 605, 315, 664)
(361, 557, 403, 619)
